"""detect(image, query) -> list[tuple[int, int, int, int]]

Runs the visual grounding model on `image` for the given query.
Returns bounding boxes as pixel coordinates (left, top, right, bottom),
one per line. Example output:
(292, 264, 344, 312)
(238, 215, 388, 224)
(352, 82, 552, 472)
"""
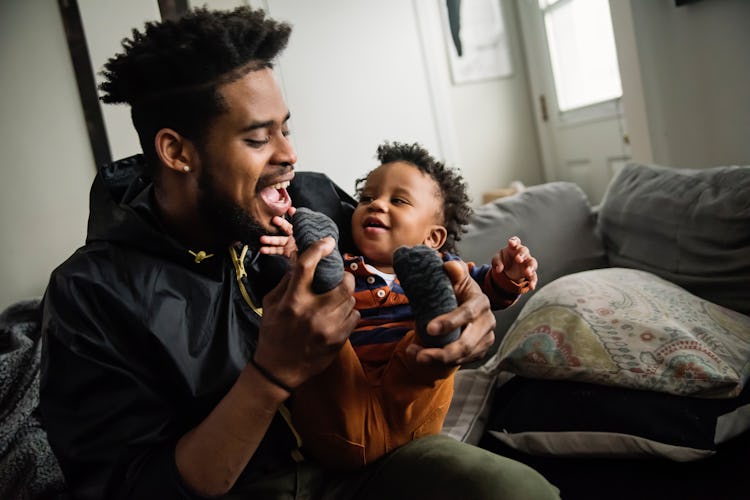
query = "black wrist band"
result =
(249, 357, 293, 394)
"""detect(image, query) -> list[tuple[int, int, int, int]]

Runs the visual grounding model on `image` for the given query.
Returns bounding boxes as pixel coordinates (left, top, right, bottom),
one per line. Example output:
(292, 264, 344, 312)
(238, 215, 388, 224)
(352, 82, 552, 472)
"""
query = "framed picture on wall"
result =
(441, 0, 513, 85)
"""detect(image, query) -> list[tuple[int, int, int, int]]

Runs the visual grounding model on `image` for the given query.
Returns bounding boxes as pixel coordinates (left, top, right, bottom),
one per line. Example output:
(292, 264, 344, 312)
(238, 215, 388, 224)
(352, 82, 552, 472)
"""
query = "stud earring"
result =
(183, 165, 190, 172)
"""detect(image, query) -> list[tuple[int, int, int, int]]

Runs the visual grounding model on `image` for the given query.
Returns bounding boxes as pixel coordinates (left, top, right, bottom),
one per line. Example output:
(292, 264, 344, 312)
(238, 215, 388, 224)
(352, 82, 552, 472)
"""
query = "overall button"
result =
(376, 289, 386, 298)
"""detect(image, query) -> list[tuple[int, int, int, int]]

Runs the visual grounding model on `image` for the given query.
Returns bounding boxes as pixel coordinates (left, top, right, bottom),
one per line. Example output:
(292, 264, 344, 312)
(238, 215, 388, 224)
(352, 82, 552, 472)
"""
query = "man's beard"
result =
(197, 166, 269, 249)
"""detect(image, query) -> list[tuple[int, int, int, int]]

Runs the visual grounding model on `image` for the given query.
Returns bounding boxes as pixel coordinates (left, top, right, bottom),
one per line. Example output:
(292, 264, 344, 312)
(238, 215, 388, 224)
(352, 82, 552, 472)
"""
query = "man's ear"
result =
(423, 225, 448, 250)
(154, 128, 197, 174)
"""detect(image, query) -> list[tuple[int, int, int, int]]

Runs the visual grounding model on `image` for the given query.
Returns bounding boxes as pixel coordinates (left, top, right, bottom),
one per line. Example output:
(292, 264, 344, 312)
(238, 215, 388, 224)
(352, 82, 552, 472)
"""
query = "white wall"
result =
(250, 0, 543, 204)
(78, 0, 162, 160)
(262, 0, 444, 197)
(0, 0, 95, 311)
(613, 0, 750, 168)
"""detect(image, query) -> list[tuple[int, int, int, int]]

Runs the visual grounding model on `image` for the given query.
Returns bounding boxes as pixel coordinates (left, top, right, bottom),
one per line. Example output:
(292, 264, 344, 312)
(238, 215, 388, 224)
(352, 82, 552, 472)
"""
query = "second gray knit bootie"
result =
(393, 245, 460, 347)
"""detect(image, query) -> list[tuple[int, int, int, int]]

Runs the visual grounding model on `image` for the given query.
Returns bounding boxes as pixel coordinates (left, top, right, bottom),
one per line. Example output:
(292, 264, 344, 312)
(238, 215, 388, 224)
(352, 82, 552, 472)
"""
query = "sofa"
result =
(442, 162, 750, 499)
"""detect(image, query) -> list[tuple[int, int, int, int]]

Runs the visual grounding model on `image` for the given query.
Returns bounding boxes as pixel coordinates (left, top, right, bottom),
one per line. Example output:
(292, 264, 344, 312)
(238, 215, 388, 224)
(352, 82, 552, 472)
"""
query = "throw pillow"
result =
(487, 374, 750, 461)
(598, 163, 750, 316)
(495, 268, 750, 398)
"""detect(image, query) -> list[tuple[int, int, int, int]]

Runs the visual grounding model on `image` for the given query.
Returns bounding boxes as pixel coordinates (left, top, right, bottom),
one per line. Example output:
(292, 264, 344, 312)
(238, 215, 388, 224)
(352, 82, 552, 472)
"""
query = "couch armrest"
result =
(458, 181, 607, 360)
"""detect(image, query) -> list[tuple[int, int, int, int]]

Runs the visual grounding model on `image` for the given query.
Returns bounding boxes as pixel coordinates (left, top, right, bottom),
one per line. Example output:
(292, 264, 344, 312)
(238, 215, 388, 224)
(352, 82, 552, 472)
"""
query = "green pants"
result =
(235, 434, 560, 500)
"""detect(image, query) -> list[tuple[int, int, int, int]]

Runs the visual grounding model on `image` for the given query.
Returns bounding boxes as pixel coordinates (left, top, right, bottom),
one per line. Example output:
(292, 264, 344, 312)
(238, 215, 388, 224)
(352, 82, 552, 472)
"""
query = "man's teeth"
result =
(270, 181, 290, 190)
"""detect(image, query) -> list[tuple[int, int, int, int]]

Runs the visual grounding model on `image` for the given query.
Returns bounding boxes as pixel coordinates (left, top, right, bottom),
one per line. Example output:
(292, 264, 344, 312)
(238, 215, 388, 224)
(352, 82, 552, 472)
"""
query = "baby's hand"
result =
(490, 236, 538, 292)
(259, 207, 297, 258)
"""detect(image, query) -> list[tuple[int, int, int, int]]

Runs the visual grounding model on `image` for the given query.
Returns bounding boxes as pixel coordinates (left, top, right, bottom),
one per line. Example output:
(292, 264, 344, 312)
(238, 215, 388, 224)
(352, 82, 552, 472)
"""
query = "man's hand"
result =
(405, 260, 495, 365)
(254, 237, 359, 389)
(176, 231, 356, 498)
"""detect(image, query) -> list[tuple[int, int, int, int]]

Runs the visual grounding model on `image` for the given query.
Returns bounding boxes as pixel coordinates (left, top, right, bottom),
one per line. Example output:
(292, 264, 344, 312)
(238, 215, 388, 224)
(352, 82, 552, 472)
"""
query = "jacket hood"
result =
(86, 154, 226, 275)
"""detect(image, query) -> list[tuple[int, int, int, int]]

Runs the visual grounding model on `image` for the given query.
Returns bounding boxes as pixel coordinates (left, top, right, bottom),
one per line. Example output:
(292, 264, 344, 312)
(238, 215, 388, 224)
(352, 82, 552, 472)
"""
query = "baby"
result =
(262, 141, 537, 469)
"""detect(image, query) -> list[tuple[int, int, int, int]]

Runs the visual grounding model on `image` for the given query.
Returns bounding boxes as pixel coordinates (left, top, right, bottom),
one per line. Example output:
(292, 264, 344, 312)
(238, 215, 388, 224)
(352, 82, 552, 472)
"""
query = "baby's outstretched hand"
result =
(490, 236, 538, 292)
(259, 207, 297, 258)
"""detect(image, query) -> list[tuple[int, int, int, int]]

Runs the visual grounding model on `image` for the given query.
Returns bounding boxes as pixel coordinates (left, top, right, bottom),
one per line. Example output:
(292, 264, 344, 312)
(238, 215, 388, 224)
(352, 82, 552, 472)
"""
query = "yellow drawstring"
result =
(188, 250, 214, 263)
(229, 245, 262, 316)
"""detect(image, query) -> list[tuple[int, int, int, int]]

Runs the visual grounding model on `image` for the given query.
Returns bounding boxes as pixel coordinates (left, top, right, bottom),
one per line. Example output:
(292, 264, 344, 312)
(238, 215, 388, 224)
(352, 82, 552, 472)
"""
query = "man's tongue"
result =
(260, 186, 291, 215)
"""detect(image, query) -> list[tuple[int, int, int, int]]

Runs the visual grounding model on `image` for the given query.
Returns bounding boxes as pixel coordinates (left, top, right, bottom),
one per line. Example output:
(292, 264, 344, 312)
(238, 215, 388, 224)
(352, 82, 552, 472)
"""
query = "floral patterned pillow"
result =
(495, 268, 750, 398)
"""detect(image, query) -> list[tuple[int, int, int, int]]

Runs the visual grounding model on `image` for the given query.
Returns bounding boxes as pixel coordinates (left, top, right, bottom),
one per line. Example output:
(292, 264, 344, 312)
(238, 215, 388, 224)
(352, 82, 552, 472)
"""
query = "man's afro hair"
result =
(99, 6, 291, 105)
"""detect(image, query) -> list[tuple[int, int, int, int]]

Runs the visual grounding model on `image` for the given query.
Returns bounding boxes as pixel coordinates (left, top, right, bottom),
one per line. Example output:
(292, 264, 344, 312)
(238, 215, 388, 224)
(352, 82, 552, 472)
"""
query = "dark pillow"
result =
(598, 163, 750, 316)
(487, 375, 750, 461)
(457, 182, 608, 362)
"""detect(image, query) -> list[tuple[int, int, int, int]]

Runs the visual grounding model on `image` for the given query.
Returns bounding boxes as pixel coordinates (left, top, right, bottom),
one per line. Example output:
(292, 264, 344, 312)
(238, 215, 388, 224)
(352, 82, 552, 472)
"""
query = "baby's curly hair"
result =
(355, 141, 473, 254)
(99, 7, 291, 176)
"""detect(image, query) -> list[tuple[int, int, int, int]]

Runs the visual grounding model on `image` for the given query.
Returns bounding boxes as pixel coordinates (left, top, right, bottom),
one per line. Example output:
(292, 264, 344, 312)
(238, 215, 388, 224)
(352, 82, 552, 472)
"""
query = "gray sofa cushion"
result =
(598, 163, 750, 316)
(457, 181, 608, 362)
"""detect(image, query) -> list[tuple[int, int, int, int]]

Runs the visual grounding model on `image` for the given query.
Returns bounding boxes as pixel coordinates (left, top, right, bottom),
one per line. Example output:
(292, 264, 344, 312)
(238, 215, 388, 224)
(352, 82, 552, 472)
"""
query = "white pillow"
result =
(495, 268, 750, 398)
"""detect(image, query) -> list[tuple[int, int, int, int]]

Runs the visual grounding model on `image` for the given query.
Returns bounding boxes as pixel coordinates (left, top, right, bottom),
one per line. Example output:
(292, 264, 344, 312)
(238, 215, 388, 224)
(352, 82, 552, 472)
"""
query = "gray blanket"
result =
(0, 299, 68, 500)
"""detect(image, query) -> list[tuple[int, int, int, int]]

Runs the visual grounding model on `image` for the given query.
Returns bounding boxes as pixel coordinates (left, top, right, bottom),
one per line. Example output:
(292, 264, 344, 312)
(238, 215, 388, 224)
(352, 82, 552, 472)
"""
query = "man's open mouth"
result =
(259, 178, 292, 215)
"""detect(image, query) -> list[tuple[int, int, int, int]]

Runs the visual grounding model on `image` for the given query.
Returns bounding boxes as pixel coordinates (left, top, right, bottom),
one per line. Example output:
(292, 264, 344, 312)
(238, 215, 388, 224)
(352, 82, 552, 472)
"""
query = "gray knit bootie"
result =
(393, 245, 460, 347)
(292, 207, 344, 293)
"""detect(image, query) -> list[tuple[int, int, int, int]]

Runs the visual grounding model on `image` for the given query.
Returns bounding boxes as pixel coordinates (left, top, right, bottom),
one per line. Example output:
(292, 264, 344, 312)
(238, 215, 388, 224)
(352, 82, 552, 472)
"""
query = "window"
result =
(540, 0, 622, 112)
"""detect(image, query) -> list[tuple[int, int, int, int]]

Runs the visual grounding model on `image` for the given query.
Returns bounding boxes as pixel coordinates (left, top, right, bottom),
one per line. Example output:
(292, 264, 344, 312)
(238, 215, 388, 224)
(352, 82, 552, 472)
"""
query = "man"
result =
(40, 7, 559, 499)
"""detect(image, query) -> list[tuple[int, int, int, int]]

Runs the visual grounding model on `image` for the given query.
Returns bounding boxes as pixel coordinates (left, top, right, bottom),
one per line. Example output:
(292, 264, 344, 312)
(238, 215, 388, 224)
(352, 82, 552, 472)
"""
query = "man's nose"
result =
(272, 133, 297, 167)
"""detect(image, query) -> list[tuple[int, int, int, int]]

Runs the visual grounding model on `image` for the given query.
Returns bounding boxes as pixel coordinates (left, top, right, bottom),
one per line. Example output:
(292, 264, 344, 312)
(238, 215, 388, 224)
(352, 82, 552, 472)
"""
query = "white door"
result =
(517, 0, 630, 204)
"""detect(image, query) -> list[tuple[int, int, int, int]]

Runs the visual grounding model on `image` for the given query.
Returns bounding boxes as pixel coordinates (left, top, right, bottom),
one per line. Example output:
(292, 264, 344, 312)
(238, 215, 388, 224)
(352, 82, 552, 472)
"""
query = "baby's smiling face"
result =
(351, 161, 447, 273)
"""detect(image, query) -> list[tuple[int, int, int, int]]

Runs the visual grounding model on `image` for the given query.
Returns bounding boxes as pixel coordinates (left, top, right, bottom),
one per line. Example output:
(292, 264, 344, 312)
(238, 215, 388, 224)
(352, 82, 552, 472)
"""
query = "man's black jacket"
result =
(39, 155, 355, 499)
